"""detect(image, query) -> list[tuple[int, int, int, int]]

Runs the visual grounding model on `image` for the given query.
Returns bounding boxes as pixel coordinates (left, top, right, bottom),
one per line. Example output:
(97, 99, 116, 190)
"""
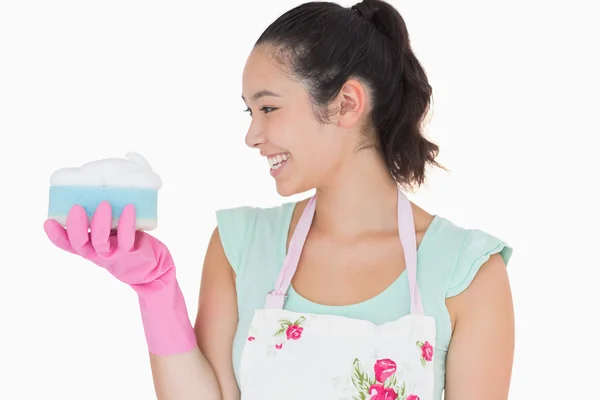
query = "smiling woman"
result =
(43, 1, 514, 400)
(202, 1, 513, 399)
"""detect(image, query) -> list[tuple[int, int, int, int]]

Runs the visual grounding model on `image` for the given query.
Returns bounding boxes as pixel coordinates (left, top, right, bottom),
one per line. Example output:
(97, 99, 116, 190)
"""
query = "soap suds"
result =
(50, 152, 162, 189)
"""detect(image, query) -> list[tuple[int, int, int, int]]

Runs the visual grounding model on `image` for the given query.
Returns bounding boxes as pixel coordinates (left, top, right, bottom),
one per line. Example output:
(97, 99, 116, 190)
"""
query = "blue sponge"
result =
(47, 152, 162, 231)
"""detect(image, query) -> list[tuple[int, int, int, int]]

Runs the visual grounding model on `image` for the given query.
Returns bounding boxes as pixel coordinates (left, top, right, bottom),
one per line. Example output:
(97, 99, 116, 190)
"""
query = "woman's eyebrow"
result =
(241, 90, 282, 102)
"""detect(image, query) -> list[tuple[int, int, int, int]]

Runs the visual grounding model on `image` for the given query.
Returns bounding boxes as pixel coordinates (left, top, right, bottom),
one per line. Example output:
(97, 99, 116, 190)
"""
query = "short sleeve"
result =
(445, 229, 513, 298)
(215, 206, 260, 276)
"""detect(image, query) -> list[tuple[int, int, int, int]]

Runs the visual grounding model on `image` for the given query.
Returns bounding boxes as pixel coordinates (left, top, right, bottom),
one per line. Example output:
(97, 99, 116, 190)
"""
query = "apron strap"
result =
(264, 189, 424, 316)
(397, 190, 424, 315)
(264, 195, 316, 309)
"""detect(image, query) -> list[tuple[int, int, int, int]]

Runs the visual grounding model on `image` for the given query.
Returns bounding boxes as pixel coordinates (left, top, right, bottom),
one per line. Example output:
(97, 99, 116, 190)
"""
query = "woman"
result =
(44, 1, 514, 399)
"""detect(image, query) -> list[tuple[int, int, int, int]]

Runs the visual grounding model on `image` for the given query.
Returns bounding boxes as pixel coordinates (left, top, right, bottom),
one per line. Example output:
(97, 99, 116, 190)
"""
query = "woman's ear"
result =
(330, 78, 370, 128)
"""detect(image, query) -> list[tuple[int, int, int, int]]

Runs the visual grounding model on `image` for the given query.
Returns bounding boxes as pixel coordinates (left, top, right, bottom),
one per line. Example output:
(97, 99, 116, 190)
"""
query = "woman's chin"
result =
(275, 178, 314, 198)
(275, 182, 297, 197)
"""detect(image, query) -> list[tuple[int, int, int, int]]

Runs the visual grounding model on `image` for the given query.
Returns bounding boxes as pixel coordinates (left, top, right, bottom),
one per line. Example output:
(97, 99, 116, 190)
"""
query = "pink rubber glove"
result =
(43, 200, 197, 356)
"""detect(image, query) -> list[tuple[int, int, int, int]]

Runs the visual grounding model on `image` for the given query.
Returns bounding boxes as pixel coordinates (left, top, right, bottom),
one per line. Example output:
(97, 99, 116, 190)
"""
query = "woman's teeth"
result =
(268, 153, 289, 170)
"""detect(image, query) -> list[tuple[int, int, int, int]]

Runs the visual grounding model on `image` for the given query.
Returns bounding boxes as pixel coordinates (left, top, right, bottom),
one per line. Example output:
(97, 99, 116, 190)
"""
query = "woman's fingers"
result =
(43, 219, 77, 254)
(91, 201, 114, 256)
(66, 205, 95, 257)
(117, 204, 136, 252)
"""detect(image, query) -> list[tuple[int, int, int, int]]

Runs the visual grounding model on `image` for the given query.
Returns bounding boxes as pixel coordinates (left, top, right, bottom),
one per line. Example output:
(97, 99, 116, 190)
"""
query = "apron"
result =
(239, 188, 436, 400)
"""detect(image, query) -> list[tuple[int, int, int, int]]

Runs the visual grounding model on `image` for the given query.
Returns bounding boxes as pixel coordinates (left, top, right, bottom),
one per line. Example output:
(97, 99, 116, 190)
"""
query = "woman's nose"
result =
(245, 121, 266, 149)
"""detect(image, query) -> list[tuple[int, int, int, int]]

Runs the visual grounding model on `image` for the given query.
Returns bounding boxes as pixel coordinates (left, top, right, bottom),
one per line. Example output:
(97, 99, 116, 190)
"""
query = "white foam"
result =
(50, 152, 162, 189)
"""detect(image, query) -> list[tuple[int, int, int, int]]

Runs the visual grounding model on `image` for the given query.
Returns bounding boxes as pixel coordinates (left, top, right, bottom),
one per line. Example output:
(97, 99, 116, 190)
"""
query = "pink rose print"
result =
(369, 383, 398, 399)
(285, 325, 303, 340)
(272, 316, 306, 351)
(406, 395, 420, 400)
(416, 340, 434, 367)
(247, 336, 255, 341)
(352, 358, 409, 399)
(421, 342, 433, 361)
(374, 358, 397, 383)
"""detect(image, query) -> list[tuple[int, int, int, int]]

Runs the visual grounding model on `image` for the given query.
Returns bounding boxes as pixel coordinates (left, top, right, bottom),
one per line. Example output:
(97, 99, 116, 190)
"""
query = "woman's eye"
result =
(243, 106, 277, 117)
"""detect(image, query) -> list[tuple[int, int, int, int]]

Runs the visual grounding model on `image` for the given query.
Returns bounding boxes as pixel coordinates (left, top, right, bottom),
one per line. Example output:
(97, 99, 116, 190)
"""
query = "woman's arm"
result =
(149, 347, 221, 400)
(148, 227, 239, 400)
(444, 253, 515, 400)
(194, 227, 241, 400)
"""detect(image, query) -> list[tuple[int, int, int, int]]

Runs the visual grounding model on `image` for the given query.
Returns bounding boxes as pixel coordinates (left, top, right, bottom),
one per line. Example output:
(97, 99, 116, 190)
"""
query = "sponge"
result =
(47, 152, 162, 231)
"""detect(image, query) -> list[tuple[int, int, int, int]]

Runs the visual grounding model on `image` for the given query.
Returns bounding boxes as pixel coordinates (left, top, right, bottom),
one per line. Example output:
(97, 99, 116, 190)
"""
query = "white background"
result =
(1, 0, 598, 399)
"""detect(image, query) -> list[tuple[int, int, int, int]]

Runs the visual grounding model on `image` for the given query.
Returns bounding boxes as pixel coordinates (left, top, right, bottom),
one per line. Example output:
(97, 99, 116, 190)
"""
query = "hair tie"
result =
(350, 3, 375, 20)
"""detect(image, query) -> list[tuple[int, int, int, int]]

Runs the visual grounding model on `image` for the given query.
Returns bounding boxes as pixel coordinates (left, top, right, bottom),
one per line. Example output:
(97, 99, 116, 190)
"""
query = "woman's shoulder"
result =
(420, 212, 513, 299)
(215, 200, 297, 228)
(214, 199, 301, 277)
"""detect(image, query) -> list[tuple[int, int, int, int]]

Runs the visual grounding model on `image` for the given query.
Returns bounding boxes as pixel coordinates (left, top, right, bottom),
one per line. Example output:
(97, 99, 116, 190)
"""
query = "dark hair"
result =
(255, 0, 444, 189)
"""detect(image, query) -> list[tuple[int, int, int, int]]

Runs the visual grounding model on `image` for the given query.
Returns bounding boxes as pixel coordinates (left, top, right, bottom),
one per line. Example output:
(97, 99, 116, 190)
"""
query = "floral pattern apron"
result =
(239, 188, 436, 399)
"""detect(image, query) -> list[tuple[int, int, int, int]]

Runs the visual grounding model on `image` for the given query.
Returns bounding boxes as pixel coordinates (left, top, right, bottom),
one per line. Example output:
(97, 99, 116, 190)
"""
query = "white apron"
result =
(239, 189, 436, 400)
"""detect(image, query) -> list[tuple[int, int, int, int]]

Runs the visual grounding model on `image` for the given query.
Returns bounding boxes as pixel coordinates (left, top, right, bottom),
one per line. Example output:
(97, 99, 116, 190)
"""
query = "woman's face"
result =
(242, 45, 364, 197)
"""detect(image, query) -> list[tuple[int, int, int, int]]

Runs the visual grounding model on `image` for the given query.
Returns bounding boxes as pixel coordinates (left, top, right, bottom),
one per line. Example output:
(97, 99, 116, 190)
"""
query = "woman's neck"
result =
(313, 151, 401, 238)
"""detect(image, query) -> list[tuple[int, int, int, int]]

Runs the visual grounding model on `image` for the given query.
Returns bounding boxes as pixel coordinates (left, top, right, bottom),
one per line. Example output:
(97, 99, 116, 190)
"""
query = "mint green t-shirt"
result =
(215, 201, 512, 399)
